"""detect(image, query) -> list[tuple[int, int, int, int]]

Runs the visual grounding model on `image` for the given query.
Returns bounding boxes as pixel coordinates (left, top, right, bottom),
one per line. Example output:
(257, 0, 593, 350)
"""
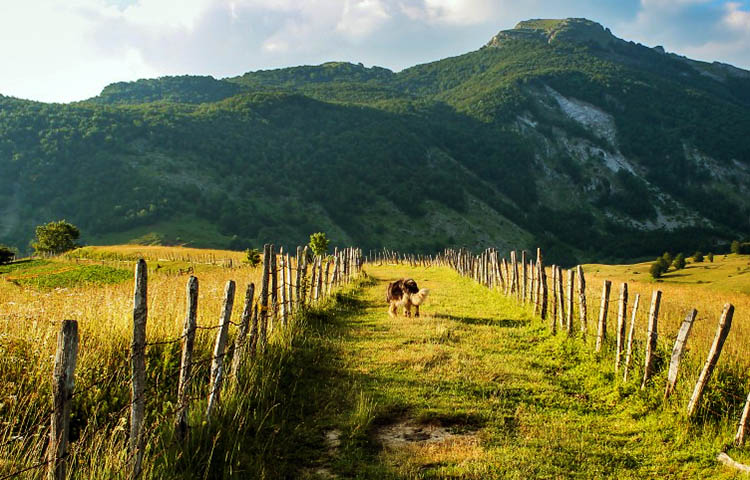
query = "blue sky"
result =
(0, 0, 749, 103)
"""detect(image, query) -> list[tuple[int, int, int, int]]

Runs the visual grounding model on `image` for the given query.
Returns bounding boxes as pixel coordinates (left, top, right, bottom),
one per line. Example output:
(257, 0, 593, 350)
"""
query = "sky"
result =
(0, 0, 749, 103)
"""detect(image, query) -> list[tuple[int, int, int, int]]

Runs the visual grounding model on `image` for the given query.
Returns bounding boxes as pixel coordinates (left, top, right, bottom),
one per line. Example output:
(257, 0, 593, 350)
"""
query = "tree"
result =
(309, 232, 330, 257)
(662, 252, 673, 266)
(0, 245, 15, 265)
(732, 240, 741, 254)
(673, 253, 686, 270)
(650, 256, 669, 279)
(31, 220, 80, 255)
(707, 252, 714, 262)
(244, 248, 262, 267)
(693, 251, 704, 263)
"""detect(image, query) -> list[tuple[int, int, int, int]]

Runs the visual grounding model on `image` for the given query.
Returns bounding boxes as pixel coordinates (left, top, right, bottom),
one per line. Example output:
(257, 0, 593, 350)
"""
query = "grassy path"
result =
(297, 264, 739, 479)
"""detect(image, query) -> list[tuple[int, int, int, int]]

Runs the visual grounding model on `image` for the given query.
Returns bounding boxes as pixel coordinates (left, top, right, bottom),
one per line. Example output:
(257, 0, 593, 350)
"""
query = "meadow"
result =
(3, 246, 750, 478)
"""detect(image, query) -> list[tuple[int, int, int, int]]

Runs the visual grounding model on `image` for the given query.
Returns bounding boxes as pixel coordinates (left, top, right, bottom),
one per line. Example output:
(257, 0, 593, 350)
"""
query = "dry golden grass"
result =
(65, 244, 247, 265)
(577, 256, 750, 367)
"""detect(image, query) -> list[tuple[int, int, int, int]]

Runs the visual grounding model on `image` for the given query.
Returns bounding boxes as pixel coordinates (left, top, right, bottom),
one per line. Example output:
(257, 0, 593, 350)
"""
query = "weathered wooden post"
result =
(551, 266, 558, 328)
(641, 290, 662, 389)
(279, 254, 287, 324)
(207, 280, 235, 419)
(48, 319, 79, 480)
(286, 253, 293, 316)
(310, 256, 319, 301)
(175, 276, 198, 440)
(540, 258, 548, 321)
(687, 304, 734, 417)
(615, 283, 628, 372)
(231, 283, 255, 378)
(130, 259, 147, 479)
(577, 265, 587, 341)
(324, 260, 331, 298)
(249, 305, 259, 358)
(300, 246, 309, 304)
(664, 309, 697, 399)
(595, 280, 612, 353)
(270, 244, 277, 330)
(259, 244, 270, 352)
(521, 251, 527, 302)
(295, 246, 303, 309)
(736, 392, 750, 446)
(622, 293, 640, 382)
(557, 267, 566, 333)
(317, 255, 324, 299)
(566, 268, 575, 335)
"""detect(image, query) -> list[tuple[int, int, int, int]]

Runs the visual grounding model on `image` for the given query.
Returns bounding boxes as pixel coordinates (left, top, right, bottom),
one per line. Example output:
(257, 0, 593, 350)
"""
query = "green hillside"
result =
(2, 18, 750, 263)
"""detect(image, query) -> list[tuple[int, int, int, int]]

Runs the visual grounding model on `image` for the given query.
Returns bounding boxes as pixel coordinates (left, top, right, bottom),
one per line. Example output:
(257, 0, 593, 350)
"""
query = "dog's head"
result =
(403, 279, 419, 294)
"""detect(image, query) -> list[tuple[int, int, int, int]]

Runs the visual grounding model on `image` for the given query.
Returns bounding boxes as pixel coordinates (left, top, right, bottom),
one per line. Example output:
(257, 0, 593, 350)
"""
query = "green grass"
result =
(0, 259, 50, 275)
(12, 265, 132, 289)
(275, 264, 745, 478)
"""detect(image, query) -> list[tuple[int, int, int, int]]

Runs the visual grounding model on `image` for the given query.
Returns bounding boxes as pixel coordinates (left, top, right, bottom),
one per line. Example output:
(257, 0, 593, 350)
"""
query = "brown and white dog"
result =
(385, 278, 429, 318)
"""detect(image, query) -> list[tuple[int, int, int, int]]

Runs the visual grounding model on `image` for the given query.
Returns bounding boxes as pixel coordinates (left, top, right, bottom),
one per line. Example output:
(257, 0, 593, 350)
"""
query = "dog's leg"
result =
(404, 302, 411, 318)
(415, 304, 420, 318)
(389, 302, 398, 318)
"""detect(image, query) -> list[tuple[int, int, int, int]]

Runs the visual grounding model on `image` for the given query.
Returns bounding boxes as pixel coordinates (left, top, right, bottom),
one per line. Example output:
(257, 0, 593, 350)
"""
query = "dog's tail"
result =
(410, 288, 429, 306)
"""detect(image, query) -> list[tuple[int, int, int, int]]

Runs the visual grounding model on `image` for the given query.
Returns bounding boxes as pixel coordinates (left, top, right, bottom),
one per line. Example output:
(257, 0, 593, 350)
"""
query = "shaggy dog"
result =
(386, 278, 429, 318)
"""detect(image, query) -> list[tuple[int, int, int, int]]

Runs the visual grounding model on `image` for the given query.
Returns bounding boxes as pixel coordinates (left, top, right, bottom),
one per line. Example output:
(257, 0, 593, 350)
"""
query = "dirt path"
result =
(300, 264, 732, 479)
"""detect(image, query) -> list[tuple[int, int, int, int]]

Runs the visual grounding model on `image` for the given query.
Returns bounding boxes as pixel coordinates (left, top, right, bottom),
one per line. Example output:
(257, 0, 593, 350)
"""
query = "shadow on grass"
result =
(432, 312, 529, 328)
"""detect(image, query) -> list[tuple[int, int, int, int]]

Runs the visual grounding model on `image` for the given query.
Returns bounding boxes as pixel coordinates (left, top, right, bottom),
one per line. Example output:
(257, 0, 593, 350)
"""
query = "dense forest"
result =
(1, 18, 749, 264)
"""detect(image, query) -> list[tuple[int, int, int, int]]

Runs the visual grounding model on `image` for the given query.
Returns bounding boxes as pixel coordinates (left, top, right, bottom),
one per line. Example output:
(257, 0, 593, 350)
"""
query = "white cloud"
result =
(0, 0, 749, 102)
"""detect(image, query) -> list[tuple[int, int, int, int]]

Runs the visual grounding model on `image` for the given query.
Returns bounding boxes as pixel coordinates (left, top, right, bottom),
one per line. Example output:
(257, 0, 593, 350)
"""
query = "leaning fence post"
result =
(130, 259, 147, 479)
(736, 391, 750, 446)
(595, 280, 611, 353)
(556, 267, 566, 333)
(615, 283, 628, 372)
(231, 283, 255, 379)
(566, 268, 575, 336)
(48, 320, 79, 480)
(664, 309, 697, 400)
(687, 304, 734, 418)
(622, 293, 640, 382)
(641, 290, 662, 389)
(207, 280, 236, 419)
(175, 276, 198, 440)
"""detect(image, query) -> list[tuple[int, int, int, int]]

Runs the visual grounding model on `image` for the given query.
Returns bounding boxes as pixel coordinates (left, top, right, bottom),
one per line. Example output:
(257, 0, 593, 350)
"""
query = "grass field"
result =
(3, 246, 750, 478)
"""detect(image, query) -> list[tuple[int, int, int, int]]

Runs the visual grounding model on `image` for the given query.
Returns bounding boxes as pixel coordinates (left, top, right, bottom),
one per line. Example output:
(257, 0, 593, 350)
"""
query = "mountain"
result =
(2, 18, 750, 263)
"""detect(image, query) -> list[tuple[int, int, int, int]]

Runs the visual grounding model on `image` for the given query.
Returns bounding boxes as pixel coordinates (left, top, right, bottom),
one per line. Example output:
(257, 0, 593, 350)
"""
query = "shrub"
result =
(693, 251, 704, 263)
(650, 256, 670, 278)
(673, 253, 686, 270)
(707, 252, 714, 262)
(309, 232, 330, 257)
(31, 220, 80, 255)
(661, 252, 673, 266)
(731, 240, 741, 254)
(0, 245, 15, 265)
(244, 248, 262, 267)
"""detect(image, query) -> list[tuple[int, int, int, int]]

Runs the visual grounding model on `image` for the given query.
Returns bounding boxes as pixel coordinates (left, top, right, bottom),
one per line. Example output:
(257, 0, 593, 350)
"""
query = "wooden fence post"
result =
(48, 320, 79, 480)
(295, 246, 303, 309)
(231, 283, 255, 379)
(687, 304, 735, 417)
(259, 244, 270, 353)
(557, 267, 566, 333)
(664, 309, 697, 399)
(622, 293, 640, 382)
(736, 392, 750, 446)
(521, 251, 527, 302)
(270, 244, 277, 330)
(207, 280, 235, 419)
(641, 290, 662, 389)
(566, 269, 575, 335)
(286, 253, 293, 316)
(577, 265, 587, 341)
(130, 259, 147, 479)
(249, 305, 259, 358)
(540, 255, 547, 320)
(279, 253, 287, 325)
(175, 276, 198, 440)
(615, 283, 628, 372)
(595, 280, 611, 353)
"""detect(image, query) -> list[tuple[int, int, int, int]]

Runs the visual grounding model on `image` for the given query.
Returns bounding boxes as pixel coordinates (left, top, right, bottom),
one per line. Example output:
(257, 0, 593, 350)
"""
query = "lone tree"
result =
(244, 248, 262, 267)
(0, 245, 15, 265)
(31, 220, 80, 256)
(650, 256, 670, 279)
(309, 232, 330, 257)
(707, 252, 714, 262)
(673, 253, 686, 270)
(732, 240, 741, 254)
(693, 251, 704, 263)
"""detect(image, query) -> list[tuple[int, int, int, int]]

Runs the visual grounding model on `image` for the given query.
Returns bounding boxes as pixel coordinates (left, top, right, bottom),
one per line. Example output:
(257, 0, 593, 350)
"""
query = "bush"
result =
(31, 220, 80, 255)
(309, 232, 330, 257)
(731, 240, 741, 254)
(650, 256, 670, 278)
(0, 245, 15, 265)
(707, 252, 714, 262)
(693, 251, 704, 263)
(673, 253, 686, 270)
(662, 252, 673, 266)
(244, 248, 262, 267)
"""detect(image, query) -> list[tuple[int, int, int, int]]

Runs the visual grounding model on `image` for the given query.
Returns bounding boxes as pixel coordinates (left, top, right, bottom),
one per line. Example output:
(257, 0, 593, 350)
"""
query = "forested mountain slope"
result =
(2, 18, 749, 263)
